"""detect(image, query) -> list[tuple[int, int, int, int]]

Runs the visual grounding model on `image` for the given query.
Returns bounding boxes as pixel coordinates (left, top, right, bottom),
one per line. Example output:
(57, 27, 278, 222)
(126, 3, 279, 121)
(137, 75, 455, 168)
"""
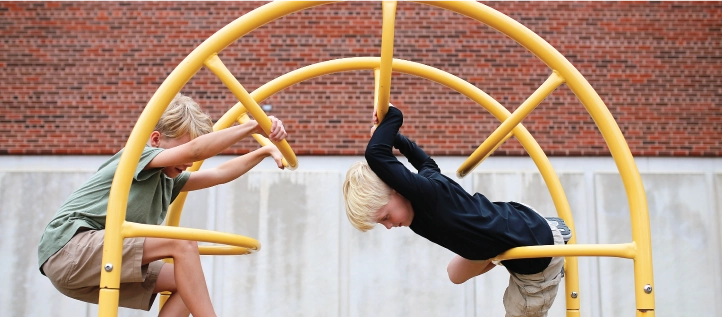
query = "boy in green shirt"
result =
(38, 93, 287, 316)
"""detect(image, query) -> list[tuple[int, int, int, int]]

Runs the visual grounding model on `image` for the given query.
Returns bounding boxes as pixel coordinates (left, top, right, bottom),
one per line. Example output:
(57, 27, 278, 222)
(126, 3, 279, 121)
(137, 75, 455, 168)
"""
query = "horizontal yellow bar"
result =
(491, 243, 637, 261)
(122, 221, 260, 251)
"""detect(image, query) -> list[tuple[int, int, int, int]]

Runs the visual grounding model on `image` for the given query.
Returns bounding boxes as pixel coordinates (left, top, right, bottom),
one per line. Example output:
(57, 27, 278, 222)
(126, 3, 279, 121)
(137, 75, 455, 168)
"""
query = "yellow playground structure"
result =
(98, 1, 655, 316)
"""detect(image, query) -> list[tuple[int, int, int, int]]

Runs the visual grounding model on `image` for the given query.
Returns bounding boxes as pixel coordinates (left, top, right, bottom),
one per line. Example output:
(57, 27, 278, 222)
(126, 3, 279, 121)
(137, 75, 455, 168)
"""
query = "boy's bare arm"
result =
(181, 145, 284, 191)
(147, 117, 286, 169)
(447, 255, 496, 284)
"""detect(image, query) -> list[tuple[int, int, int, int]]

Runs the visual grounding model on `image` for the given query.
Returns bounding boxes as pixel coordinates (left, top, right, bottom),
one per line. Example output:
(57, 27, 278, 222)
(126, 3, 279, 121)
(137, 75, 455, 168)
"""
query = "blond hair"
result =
(342, 160, 392, 231)
(154, 93, 213, 139)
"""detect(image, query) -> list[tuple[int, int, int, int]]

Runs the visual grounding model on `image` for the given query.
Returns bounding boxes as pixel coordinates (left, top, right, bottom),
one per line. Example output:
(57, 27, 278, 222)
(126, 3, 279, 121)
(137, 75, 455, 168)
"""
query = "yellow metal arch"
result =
(97, 2, 326, 315)
(421, 3, 654, 316)
(99, 1, 654, 317)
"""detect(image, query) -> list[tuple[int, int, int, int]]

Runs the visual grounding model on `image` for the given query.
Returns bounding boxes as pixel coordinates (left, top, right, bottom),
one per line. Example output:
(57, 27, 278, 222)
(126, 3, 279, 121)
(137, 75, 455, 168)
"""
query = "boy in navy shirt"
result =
(343, 105, 567, 317)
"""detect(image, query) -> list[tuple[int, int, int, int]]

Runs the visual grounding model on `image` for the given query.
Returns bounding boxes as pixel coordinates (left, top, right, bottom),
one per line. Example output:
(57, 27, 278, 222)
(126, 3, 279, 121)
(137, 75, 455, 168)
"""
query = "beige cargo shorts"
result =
(502, 221, 565, 317)
(42, 229, 164, 311)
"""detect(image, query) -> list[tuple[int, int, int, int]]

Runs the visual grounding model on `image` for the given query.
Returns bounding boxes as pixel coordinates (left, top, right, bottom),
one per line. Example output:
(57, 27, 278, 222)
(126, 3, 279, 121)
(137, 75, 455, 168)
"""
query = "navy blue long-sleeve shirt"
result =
(365, 107, 554, 274)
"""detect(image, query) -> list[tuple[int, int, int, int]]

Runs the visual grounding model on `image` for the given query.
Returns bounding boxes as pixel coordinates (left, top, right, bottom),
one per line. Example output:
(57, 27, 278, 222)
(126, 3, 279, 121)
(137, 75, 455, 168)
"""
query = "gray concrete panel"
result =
(713, 173, 722, 315)
(210, 171, 342, 317)
(596, 173, 719, 317)
(348, 223, 465, 317)
(0, 171, 94, 317)
(2, 157, 721, 316)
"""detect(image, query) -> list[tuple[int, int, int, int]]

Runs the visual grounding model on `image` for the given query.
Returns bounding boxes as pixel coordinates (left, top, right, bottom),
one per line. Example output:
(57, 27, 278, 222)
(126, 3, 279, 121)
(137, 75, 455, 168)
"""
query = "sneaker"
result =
(545, 217, 572, 243)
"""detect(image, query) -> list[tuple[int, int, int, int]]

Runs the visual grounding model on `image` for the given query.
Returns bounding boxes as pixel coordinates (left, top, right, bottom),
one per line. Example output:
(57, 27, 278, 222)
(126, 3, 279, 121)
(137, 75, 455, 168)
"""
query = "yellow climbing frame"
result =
(99, 1, 654, 317)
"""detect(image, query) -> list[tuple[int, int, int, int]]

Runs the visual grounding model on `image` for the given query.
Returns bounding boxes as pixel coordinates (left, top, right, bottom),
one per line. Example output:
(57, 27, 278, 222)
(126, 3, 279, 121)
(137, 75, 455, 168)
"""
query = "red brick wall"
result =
(1, 2, 720, 156)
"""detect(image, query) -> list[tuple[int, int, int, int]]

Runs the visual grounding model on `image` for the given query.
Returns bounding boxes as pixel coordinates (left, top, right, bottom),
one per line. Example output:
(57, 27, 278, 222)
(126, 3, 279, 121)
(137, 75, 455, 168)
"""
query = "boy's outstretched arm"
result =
(366, 106, 437, 199)
(181, 144, 284, 191)
(146, 116, 286, 170)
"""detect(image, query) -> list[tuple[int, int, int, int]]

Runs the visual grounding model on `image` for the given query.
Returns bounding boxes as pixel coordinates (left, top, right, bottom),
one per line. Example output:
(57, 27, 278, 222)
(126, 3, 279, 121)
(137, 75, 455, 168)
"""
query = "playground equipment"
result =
(99, 1, 655, 316)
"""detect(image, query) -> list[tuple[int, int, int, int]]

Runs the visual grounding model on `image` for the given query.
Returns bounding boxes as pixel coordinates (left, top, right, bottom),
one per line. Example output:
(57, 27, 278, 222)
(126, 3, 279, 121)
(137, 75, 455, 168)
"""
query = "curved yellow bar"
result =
(122, 222, 261, 251)
(419, 1, 653, 315)
(375, 1, 397, 123)
(204, 54, 298, 170)
(458, 71, 565, 177)
(101, 2, 333, 315)
(199, 245, 253, 256)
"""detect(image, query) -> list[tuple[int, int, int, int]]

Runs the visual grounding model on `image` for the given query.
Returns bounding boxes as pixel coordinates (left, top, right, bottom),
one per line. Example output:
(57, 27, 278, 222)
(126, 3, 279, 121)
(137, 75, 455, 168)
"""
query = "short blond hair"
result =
(342, 160, 392, 231)
(154, 93, 213, 139)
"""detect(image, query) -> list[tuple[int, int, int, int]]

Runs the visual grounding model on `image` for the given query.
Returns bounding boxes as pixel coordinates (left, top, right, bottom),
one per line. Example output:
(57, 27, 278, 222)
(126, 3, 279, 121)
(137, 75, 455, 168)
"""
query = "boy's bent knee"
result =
(170, 239, 198, 254)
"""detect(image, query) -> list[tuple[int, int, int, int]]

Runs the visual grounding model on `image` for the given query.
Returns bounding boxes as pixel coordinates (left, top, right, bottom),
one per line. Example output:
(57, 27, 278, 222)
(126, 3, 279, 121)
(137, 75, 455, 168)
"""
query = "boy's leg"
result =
(160, 292, 191, 317)
(143, 237, 216, 317)
(150, 264, 191, 317)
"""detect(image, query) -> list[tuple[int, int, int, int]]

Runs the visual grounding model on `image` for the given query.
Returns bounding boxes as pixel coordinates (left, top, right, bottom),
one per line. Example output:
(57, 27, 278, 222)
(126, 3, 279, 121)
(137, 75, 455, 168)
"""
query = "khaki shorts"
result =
(42, 230, 164, 311)
(502, 220, 565, 317)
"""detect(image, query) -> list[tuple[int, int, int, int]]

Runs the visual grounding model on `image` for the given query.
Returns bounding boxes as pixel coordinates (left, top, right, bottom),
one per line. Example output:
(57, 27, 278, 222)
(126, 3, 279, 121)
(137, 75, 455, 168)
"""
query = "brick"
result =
(0, 1, 720, 156)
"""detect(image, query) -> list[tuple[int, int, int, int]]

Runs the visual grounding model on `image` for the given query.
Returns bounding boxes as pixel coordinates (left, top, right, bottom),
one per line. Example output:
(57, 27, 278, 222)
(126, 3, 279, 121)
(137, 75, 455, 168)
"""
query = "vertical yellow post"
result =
(374, 67, 382, 116)
(373, 68, 387, 132)
(98, 289, 120, 317)
(374, 1, 397, 123)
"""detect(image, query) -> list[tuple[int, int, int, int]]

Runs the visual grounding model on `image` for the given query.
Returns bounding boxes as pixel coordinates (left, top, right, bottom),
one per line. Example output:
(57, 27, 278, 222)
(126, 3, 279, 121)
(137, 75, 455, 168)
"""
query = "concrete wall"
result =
(1, 156, 720, 317)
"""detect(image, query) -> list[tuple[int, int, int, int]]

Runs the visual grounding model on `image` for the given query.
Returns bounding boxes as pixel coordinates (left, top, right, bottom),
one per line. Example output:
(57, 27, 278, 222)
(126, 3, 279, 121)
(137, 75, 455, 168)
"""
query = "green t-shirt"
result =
(37, 145, 191, 272)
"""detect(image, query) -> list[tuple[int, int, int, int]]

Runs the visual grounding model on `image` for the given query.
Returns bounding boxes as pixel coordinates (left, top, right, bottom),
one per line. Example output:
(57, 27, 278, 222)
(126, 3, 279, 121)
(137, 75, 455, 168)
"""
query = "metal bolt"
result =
(571, 292, 578, 299)
(643, 285, 652, 294)
(104, 263, 113, 272)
